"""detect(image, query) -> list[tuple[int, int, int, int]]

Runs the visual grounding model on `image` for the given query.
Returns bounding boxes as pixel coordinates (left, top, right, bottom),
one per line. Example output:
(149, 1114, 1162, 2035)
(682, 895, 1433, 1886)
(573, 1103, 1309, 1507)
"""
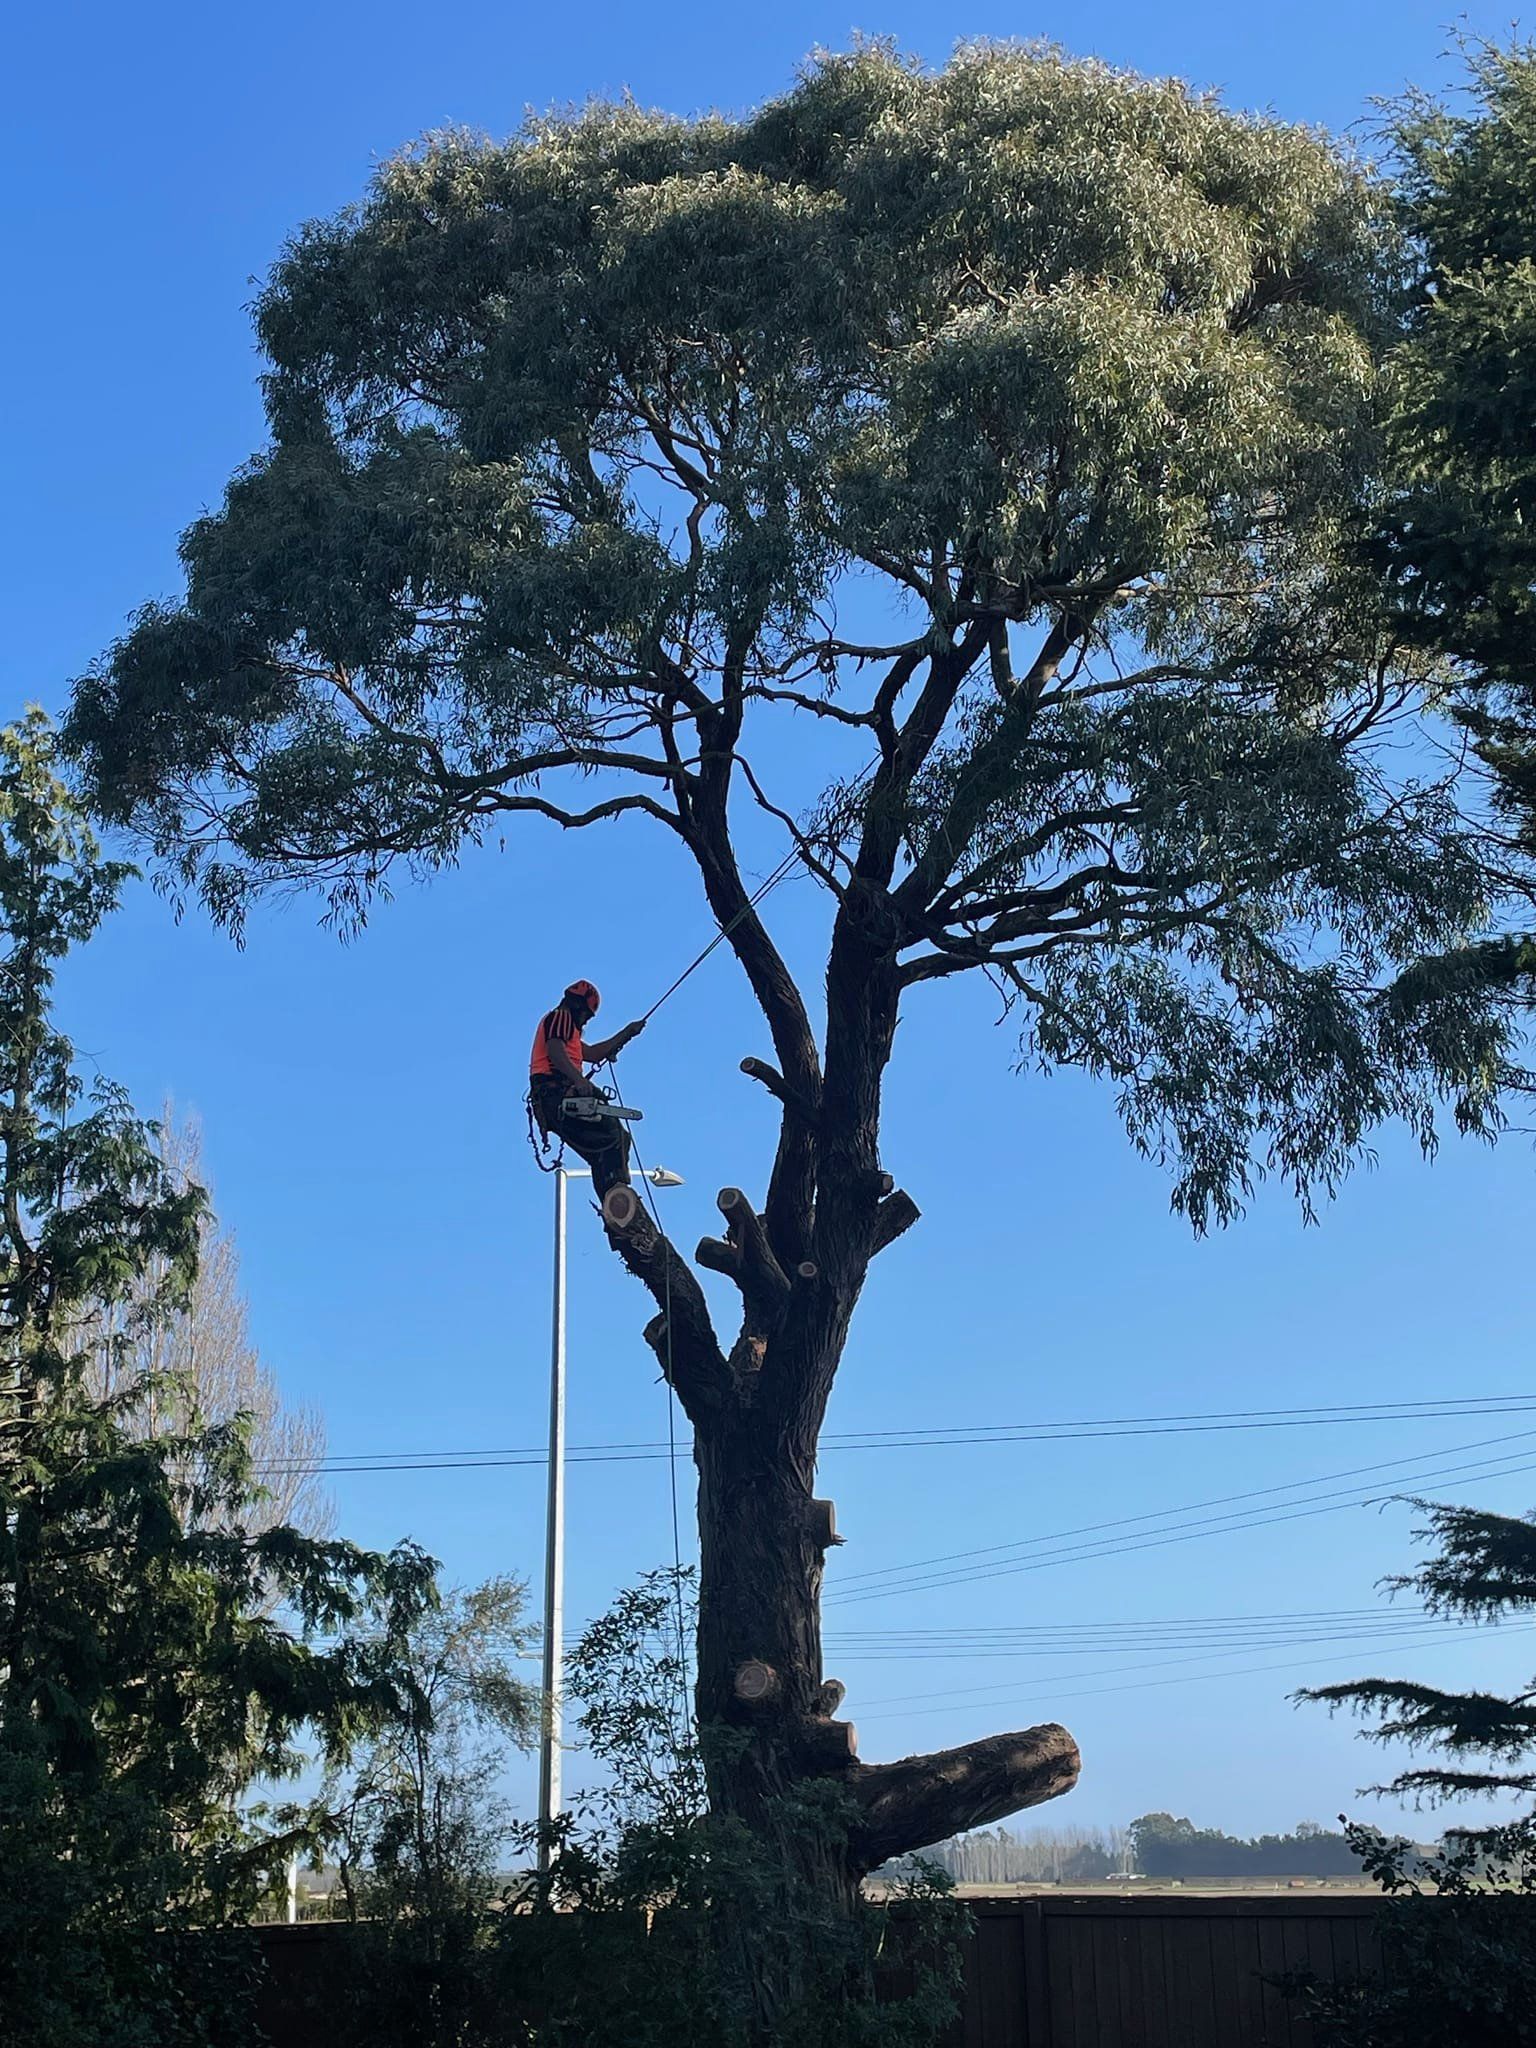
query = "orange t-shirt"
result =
(529, 1006, 584, 1081)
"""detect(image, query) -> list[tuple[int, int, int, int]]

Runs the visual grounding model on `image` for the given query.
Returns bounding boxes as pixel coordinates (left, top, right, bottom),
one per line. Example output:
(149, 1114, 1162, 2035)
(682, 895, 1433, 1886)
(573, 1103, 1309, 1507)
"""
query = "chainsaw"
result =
(560, 1089, 644, 1125)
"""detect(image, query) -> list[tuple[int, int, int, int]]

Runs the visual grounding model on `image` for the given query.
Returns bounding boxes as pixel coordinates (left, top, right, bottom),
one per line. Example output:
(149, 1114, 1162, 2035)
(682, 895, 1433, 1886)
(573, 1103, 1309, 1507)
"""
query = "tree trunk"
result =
(692, 1378, 1080, 1891)
(597, 916, 1081, 2035)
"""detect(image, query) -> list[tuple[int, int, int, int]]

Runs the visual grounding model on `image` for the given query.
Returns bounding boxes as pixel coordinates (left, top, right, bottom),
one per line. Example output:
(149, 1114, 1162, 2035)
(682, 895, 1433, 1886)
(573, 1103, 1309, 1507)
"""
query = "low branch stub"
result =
(815, 1678, 847, 1718)
(808, 1498, 842, 1549)
(602, 1184, 641, 1232)
(734, 1659, 780, 1704)
(800, 1717, 859, 1768)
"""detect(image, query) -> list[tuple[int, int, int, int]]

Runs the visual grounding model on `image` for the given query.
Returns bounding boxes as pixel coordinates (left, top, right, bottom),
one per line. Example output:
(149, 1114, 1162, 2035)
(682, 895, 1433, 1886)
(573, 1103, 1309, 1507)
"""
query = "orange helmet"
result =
(564, 979, 600, 1015)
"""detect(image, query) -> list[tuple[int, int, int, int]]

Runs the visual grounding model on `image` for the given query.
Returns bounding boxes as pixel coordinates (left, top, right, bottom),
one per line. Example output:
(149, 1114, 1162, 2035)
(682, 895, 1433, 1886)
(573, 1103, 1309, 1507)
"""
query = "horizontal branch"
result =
(486, 790, 681, 833)
(848, 1723, 1081, 1871)
(743, 685, 878, 728)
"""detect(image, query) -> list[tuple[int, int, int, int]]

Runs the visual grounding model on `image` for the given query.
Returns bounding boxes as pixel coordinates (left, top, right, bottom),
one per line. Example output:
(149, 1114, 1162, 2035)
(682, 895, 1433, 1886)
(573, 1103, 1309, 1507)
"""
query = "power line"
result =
(824, 1430, 1536, 1606)
(830, 1425, 1536, 1588)
(255, 1393, 1536, 1479)
(855, 1618, 1536, 1724)
(854, 1613, 1510, 1712)
(824, 1616, 1471, 1660)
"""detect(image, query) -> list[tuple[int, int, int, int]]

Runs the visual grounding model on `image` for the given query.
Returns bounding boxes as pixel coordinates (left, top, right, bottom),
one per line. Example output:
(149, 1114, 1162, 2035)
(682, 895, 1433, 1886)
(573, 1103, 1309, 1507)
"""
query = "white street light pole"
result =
(537, 1159, 683, 1874)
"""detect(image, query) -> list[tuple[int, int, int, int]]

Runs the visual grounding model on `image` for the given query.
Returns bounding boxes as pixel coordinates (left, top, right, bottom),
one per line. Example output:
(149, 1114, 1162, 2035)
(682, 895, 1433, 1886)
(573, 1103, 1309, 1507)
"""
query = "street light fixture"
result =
(538, 1160, 684, 1873)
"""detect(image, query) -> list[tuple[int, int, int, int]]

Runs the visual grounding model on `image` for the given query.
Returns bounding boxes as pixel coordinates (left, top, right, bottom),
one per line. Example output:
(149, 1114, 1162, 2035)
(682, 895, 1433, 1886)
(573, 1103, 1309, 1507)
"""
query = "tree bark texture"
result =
(602, 1045, 1080, 1907)
(587, 623, 1083, 1947)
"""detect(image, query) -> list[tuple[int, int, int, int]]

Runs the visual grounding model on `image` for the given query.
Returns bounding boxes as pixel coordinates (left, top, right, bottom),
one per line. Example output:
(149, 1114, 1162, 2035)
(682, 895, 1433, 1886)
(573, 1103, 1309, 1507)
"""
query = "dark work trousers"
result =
(530, 1077, 632, 1197)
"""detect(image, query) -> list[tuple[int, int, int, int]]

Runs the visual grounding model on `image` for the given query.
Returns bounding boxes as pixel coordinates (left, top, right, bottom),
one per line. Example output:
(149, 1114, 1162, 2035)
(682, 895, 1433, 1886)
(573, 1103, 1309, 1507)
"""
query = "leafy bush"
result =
(1289, 1820, 1536, 2048)
(328, 1570, 967, 2048)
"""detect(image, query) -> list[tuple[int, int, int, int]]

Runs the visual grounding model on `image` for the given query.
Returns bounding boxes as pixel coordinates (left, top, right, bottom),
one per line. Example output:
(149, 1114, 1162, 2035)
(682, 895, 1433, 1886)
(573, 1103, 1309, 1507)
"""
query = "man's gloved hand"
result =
(622, 1018, 646, 1046)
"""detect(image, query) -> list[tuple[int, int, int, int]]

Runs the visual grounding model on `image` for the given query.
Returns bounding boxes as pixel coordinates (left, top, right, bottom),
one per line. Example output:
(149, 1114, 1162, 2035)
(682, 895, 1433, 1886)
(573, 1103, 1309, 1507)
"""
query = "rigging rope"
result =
(636, 842, 805, 1025)
(634, 752, 879, 1027)
(602, 1057, 693, 1744)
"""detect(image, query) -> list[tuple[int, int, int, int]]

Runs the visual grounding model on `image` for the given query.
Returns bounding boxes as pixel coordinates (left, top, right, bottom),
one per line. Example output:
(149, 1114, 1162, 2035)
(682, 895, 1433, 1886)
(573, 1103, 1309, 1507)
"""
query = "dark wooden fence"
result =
(253, 1891, 1381, 2047)
(944, 1894, 1378, 2047)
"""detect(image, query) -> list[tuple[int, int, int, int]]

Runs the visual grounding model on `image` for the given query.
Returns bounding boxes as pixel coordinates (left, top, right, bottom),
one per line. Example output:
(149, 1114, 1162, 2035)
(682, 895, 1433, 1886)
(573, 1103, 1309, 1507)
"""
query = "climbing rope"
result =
(527, 757, 880, 1718)
(603, 1056, 693, 1743)
(634, 752, 879, 1028)
(636, 842, 805, 1026)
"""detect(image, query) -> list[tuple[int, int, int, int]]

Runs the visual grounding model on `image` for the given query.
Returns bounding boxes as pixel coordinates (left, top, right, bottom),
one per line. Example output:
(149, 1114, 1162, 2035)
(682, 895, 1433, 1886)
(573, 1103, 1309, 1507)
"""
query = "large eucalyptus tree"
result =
(68, 44, 1518, 1929)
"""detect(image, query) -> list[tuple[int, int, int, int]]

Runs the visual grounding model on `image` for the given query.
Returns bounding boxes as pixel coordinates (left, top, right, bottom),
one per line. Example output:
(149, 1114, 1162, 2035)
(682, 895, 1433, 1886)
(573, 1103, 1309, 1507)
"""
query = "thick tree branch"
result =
(683, 801, 821, 1267)
(856, 621, 993, 889)
(869, 1188, 921, 1255)
(598, 1190, 730, 1418)
(739, 1056, 819, 1125)
(715, 1186, 792, 1316)
(848, 1723, 1081, 1870)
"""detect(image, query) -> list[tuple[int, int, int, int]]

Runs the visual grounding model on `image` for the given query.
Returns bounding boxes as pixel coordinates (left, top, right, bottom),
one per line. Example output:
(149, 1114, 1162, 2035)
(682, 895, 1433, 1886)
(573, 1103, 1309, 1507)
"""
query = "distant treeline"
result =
(899, 1815, 1435, 1884)
(1128, 1814, 1364, 1878)
(909, 1825, 1133, 1886)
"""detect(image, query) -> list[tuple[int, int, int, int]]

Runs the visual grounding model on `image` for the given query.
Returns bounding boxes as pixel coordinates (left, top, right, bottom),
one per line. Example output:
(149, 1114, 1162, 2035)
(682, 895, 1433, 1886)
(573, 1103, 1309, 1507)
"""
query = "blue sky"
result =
(8, 0, 1536, 1841)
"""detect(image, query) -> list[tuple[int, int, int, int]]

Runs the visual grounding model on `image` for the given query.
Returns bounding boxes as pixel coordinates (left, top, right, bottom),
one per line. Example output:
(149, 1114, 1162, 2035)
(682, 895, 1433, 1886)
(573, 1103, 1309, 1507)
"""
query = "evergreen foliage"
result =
(0, 711, 437, 2047)
(1292, 1496, 1536, 2046)
(67, 42, 1525, 1226)
(1366, 41, 1536, 1014)
(1303, 1498, 1536, 1814)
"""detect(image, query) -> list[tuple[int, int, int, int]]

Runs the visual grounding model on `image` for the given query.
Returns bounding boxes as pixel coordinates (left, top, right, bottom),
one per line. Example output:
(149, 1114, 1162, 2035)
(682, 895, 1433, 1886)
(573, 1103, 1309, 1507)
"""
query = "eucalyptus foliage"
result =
(68, 42, 1524, 1225)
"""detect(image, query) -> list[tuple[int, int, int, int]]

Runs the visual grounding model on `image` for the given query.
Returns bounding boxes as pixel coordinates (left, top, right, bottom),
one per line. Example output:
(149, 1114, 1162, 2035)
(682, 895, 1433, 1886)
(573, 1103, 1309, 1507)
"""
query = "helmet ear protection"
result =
(564, 979, 601, 1014)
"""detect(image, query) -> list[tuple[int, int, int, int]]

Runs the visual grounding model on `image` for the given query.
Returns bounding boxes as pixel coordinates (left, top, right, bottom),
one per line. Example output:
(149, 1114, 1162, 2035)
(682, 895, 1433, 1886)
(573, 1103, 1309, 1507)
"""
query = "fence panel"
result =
(250, 1891, 1390, 2048)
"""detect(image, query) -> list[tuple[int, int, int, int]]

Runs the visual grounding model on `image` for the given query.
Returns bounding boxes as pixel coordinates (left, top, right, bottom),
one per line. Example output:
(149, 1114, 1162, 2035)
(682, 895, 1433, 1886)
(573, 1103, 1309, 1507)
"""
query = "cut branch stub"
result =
(800, 1716, 859, 1768)
(807, 1497, 842, 1550)
(733, 1659, 780, 1704)
(870, 1188, 921, 1255)
(716, 1187, 791, 1309)
(848, 1722, 1080, 1871)
(740, 1055, 819, 1124)
(598, 1194, 730, 1421)
(815, 1678, 847, 1717)
(601, 1184, 642, 1233)
(695, 1235, 740, 1279)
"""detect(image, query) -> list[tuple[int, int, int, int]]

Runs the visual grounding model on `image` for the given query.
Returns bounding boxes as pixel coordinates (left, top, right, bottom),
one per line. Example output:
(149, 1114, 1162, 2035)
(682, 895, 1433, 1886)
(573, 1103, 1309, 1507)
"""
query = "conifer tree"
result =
(0, 710, 435, 2046)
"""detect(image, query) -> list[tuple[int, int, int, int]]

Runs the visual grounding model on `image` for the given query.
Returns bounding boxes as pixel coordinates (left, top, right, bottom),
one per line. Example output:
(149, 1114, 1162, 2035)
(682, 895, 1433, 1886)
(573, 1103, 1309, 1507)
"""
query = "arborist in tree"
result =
(527, 979, 645, 1195)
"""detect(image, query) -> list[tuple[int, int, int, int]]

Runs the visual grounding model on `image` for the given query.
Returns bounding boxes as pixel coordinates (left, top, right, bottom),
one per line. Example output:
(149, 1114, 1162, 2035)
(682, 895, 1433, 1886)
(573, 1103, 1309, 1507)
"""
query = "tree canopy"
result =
(68, 41, 1521, 1227)
(1364, 41, 1536, 1004)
